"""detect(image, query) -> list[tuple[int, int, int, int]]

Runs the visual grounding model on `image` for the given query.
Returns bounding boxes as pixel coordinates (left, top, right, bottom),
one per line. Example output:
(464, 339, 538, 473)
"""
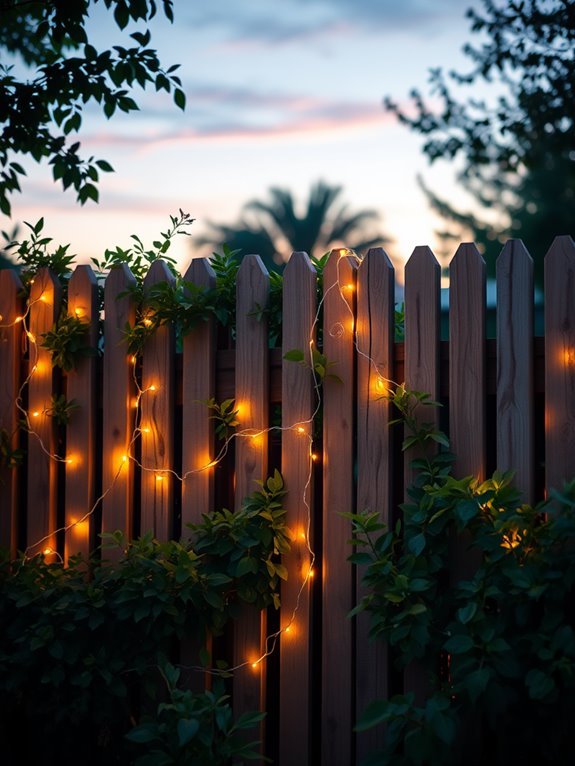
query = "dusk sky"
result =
(7, 0, 485, 276)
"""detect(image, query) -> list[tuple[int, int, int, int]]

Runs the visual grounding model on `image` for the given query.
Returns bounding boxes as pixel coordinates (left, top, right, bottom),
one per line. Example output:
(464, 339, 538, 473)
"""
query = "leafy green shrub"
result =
(349, 390, 575, 766)
(0, 473, 289, 765)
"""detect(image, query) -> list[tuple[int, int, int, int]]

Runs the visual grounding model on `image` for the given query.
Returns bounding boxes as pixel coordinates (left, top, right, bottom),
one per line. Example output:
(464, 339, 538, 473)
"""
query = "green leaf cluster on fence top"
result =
(348, 387, 575, 765)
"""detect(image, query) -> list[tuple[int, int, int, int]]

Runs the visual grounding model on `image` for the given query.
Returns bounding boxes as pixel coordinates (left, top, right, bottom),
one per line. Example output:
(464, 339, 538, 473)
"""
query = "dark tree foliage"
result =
(197, 180, 389, 271)
(0, 0, 185, 216)
(385, 0, 575, 283)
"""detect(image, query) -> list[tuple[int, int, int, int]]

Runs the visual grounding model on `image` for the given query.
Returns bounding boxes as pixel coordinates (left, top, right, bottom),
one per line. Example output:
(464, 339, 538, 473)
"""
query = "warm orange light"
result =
(562, 348, 575, 367)
(26, 331, 36, 342)
(308, 567, 315, 578)
(141, 426, 151, 434)
(74, 307, 83, 318)
(251, 661, 260, 670)
(143, 317, 153, 327)
(155, 474, 165, 482)
(298, 529, 306, 541)
(39, 294, 48, 303)
(343, 283, 355, 292)
(311, 452, 319, 462)
(43, 547, 53, 556)
(130, 355, 137, 364)
(32, 410, 40, 418)
(296, 426, 306, 435)
(149, 384, 157, 392)
(14, 316, 23, 323)
(339, 248, 348, 257)
(121, 454, 128, 463)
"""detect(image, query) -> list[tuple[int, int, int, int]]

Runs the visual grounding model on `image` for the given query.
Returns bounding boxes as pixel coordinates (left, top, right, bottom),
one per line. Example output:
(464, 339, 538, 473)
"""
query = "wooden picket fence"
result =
(1, 236, 575, 765)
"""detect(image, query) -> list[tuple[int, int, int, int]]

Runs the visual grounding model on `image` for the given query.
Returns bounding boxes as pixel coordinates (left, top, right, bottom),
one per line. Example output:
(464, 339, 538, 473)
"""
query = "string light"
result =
(13, 244, 404, 679)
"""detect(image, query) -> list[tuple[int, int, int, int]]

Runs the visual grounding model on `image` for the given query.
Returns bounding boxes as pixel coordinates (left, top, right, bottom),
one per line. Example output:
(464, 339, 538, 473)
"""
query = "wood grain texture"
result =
(141, 260, 176, 540)
(496, 240, 534, 503)
(102, 265, 137, 549)
(403, 246, 441, 703)
(65, 266, 99, 562)
(544, 236, 575, 494)
(181, 257, 216, 529)
(0, 268, 24, 554)
(449, 243, 486, 480)
(404, 246, 441, 485)
(321, 251, 356, 766)
(180, 257, 216, 694)
(233, 255, 269, 750)
(355, 247, 394, 759)
(279, 251, 317, 766)
(26, 268, 62, 555)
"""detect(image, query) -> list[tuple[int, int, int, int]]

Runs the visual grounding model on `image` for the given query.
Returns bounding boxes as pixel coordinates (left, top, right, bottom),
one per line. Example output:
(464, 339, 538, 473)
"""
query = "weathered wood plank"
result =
(26, 268, 62, 556)
(449, 243, 486, 480)
(355, 247, 394, 759)
(65, 266, 99, 562)
(102, 265, 137, 550)
(181, 257, 216, 530)
(544, 236, 575, 494)
(322, 250, 356, 766)
(496, 240, 534, 503)
(140, 260, 176, 540)
(279, 251, 317, 766)
(180, 257, 217, 694)
(0, 268, 24, 555)
(403, 246, 441, 704)
(233, 254, 269, 749)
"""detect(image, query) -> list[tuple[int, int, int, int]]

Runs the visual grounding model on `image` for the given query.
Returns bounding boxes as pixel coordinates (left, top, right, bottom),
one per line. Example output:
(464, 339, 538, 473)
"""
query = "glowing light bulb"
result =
(14, 316, 23, 323)
(43, 547, 53, 556)
(74, 307, 83, 318)
(121, 454, 128, 463)
(155, 474, 164, 482)
(32, 410, 40, 418)
(311, 452, 319, 462)
(343, 283, 355, 292)
(149, 384, 157, 392)
(141, 426, 151, 434)
(26, 331, 36, 342)
(251, 661, 259, 669)
(296, 426, 306, 435)
(143, 317, 153, 327)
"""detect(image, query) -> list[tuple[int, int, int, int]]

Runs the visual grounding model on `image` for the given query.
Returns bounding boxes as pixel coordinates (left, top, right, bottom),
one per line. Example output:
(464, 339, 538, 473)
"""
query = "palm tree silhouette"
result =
(196, 180, 390, 271)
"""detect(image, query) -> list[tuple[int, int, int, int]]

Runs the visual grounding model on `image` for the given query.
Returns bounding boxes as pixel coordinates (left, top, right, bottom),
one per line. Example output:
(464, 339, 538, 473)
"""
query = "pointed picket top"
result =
(183, 255, 217, 287)
(143, 258, 176, 289)
(496, 240, 534, 503)
(237, 252, 269, 297)
(544, 235, 575, 494)
(284, 249, 315, 278)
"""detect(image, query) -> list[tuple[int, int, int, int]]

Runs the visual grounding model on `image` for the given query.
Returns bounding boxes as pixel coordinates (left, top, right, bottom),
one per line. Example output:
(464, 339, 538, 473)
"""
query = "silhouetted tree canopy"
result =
(0, 0, 184, 216)
(197, 180, 390, 272)
(385, 0, 575, 284)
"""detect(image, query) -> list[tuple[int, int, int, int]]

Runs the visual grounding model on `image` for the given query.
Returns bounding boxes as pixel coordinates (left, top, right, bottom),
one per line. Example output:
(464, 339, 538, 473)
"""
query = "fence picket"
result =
(233, 254, 270, 750)
(403, 246, 441, 702)
(180, 256, 217, 693)
(102, 265, 137, 550)
(279, 251, 317, 766)
(496, 240, 534, 503)
(65, 266, 98, 562)
(0, 268, 24, 554)
(355, 247, 394, 758)
(181, 257, 216, 528)
(449, 243, 486, 582)
(141, 261, 176, 540)
(26, 268, 62, 556)
(322, 250, 356, 766)
(544, 235, 575, 493)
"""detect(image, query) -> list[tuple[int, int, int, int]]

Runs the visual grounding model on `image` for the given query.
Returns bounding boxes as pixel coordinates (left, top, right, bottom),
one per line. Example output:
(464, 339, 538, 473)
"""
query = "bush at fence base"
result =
(0, 473, 289, 765)
(350, 457, 575, 766)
